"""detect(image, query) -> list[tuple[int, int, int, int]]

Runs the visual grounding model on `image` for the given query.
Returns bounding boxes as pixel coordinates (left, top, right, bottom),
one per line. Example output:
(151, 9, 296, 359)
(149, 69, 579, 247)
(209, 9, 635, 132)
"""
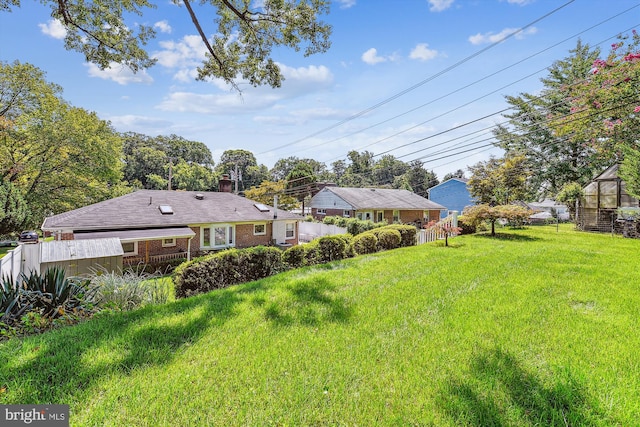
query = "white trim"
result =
(200, 224, 235, 249)
(122, 241, 138, 256)
(253, 223, 267, 236)
(162, 237, 176, 247)
(285, 222, 295, 239)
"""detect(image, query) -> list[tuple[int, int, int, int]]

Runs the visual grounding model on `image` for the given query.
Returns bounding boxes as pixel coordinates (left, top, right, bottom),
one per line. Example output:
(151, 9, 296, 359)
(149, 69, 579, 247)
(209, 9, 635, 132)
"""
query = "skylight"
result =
(254, 203, 270, 212)
(159, 205, 174, 215)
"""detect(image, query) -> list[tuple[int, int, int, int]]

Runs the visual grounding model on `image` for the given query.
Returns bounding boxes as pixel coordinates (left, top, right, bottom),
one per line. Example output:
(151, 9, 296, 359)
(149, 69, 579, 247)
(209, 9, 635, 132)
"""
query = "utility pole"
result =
(168, 157, 173, 191)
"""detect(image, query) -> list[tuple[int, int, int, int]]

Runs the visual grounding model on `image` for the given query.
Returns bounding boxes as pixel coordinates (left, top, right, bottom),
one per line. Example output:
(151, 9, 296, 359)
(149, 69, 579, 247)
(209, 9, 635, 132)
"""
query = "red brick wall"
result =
(235, 223, 272, 248)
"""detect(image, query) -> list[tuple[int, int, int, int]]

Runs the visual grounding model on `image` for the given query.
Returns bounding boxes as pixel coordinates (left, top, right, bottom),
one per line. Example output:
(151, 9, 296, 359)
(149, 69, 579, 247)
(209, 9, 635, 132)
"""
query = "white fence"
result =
(0, 245, 23, 283)
(299, 222, 347, 243)
(417, 211, 459, 245)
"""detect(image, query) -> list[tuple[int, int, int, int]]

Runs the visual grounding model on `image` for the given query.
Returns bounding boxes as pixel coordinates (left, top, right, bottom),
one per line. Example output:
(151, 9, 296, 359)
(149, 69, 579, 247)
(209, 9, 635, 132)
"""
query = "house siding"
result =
(428, 179, 473, 219)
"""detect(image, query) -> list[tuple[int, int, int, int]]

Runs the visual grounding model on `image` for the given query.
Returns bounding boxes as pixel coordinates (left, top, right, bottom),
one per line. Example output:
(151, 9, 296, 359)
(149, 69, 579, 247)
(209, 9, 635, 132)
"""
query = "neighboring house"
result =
(527, 199, 569, 221)
(41, 189, 301, 267)
(426, 178, 474, 219)
(577, 164, 640, 232)
(309, 187, 446, 226)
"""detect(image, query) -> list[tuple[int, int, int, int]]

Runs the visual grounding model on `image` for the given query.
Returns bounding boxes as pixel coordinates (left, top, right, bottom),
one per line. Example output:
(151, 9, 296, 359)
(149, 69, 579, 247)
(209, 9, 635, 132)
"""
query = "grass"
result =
(1, 224, 639, 426)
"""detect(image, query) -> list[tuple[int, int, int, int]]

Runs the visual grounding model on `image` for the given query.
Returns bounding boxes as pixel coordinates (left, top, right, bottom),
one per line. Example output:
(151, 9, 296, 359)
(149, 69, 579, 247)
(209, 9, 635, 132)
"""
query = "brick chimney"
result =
(219, 174, 233, 193)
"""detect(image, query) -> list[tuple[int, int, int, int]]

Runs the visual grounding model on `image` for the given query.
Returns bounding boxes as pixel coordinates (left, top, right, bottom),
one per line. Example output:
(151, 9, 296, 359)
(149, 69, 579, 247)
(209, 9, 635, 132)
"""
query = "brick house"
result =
(309, 187, 446, 226)
(41, 189, 301, 267)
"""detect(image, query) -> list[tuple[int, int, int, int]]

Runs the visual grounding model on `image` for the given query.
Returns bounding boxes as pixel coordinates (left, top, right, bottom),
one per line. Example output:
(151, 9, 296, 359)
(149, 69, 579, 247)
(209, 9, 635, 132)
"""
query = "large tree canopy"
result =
(1, 0, 332, 89)
(1, 61, 123, 225)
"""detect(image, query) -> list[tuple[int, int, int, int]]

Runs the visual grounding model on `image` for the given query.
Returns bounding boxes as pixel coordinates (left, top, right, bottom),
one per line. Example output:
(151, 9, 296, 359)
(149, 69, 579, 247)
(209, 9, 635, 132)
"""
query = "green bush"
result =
(174, 246, 284, 299)
(282, 244, 306, 269)
(382, 224, 417, 247)
(457, 215, 476, 235)
(353, 232, 378, 255)
(334, 233, 355, 257)
(370, 228, 401, 251)
(316, 235, 348, 263)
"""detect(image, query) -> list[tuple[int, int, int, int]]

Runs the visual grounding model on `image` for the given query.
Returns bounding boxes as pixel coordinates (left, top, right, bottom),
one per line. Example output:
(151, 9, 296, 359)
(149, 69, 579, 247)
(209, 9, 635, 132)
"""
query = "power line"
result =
(257, 0, 577, 156)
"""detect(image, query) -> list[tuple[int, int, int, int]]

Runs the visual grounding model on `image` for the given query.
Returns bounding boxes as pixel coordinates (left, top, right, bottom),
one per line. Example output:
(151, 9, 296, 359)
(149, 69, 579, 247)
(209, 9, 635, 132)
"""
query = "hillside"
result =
(1, 225, 638, 425)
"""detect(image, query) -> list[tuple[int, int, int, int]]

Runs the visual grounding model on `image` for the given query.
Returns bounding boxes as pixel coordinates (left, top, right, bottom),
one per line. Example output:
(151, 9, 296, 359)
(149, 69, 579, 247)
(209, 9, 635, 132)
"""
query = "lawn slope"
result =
(1, 225, 639, 426)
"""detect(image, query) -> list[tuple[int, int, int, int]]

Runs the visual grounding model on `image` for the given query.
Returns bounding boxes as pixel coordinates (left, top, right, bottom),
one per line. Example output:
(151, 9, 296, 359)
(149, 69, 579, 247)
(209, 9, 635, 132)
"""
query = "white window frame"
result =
(376, 211, 384, 223)
(201, 224, 235, 249)
(253, 223, 267, 236)
(162, 237, 176, 247)
(317, 208, 327, 215)
(122, 241, 138, 256)
(343, 210, 350, 218)
(393, 210, 400, 222)
(285, 222, 295, 239)
(359, 211, 373, 221)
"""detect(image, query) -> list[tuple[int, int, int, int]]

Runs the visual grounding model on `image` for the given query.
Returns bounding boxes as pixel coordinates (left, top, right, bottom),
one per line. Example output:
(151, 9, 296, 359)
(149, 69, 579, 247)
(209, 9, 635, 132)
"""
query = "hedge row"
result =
(174, 225, 418, 299)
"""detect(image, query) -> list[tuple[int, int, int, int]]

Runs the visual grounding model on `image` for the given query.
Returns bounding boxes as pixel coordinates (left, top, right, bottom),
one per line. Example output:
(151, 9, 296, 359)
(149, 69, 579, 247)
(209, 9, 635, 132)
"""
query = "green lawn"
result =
(1, 225, 639, 426)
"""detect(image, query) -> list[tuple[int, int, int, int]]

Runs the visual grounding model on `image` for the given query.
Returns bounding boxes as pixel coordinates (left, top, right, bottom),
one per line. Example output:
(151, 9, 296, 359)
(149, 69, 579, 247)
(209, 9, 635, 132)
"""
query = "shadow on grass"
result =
(264, 276, 352, 327)
(438, 347, 612, 426)
(0, 284, 256, 404)
(473, 232, 542, 242)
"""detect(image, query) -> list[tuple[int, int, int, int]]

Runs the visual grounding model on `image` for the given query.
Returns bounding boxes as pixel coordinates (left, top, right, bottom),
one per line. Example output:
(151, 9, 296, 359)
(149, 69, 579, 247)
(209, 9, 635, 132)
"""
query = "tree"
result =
(0, 179, 28, 235)
(467, 155, 532, 205)
(425, 220, 461, 247)
(270, 157, 330, 182)
(244, 180, 299, 211)
(463, 204, 532, 236)
(170, 160, 217, 192)
(442, 169, 465, 182)
(122, 132, 215, 189)
(494, 40, 604, 197)
(555, 182, 583, 220)
(215, 149, 268, 192)
(372, 155, 409, 187)
(552, 32, 640, 197)
(2, 0, 332, 89)
(1, 62, 123, 224)
(402, 160, 438, 197)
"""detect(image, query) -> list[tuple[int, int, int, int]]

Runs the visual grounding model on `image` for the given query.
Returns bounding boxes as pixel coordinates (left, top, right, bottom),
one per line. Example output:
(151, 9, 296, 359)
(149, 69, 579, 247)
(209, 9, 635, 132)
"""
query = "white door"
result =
(272, 221, 286, 244)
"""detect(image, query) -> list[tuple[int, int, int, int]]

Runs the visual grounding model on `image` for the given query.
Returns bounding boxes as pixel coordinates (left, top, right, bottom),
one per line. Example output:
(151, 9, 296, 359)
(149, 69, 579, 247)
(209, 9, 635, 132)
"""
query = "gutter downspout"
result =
(187, 236, 193, 261)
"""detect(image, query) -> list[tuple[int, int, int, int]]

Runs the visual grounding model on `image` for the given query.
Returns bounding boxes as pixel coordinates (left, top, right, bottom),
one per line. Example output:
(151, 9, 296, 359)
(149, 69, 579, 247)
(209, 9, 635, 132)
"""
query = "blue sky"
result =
(2, 0, 639, 179)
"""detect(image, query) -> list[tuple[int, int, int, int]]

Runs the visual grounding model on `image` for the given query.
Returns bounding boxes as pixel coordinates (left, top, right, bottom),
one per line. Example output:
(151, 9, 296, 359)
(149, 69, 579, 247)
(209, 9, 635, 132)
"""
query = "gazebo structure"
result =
(577, 164, 640, 233)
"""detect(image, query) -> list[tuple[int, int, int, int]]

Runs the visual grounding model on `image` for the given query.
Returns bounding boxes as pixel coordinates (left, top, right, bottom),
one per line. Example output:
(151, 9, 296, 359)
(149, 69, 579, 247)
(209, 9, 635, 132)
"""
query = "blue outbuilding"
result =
(427, 178, 475, 219)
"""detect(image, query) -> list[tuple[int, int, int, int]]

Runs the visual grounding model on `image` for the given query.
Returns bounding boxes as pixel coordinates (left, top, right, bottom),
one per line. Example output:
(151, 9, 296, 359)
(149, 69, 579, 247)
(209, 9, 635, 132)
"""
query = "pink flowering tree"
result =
(552, 31, 640, 196)
(426, 220, 462, 247)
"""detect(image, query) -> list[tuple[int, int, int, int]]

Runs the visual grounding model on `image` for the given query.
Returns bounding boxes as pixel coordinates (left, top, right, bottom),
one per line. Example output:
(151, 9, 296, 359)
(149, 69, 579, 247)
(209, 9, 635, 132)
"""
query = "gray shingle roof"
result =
(42, 190, 301, 230)
(318, 187, 446, 210)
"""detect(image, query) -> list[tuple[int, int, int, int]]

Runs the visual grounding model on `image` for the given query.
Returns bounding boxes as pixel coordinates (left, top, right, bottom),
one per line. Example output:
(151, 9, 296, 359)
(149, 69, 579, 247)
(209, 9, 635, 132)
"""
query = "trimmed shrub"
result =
(282, 244, 306, 269)
(382, 224, 417, 247)
(175, 247, 283, 299)
(316, 235, 348, 263)
(353, 232, 378, 255)
(334, 233, 355, 258)
(370, 228, 401, 251)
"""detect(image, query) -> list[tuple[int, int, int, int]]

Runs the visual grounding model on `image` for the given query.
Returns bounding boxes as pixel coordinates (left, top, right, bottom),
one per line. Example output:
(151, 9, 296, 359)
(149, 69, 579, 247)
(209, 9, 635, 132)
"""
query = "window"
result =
(359, 211, 373, 221)
(423, 211, 429, 220)
(254, 223, 266, 235)
(376, 211, 384, 223)
(162, 238, 176, 247)
(393, 210, 400, 222)
(122, 241, 138, 256)
(201, 224, 235, 249)
(317, 208, 327, 215)
(286, 222, 295, 238)
(343, 210, 350, 217)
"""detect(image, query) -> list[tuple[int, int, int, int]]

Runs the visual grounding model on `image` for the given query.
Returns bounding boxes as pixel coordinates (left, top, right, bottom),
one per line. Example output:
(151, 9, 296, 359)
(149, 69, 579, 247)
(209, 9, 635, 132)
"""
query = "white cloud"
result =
(156, 63, 334, 114)
(409, 43, 438, 61)
(468, 26, 537, 45)
(85, 63, 154, 85)
(107, 114, 173, 131)
(428, 0, 454, 12)
(361, 48, 389, 65)
(38, 19, 66, 39)
(505, 0, 532, 4)
(154, 35, 207, 68)
(336, 0, 356, 8)
(154, 20, 172, 34)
